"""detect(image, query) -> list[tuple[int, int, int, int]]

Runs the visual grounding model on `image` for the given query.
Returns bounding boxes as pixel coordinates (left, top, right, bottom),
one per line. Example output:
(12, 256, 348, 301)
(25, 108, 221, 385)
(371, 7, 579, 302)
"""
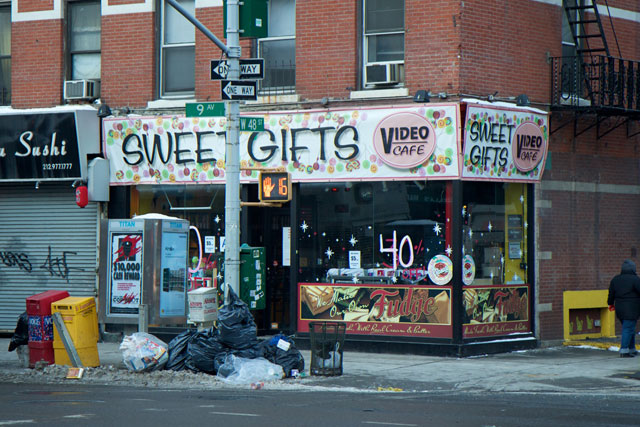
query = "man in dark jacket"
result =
(607, 259, 640, 357)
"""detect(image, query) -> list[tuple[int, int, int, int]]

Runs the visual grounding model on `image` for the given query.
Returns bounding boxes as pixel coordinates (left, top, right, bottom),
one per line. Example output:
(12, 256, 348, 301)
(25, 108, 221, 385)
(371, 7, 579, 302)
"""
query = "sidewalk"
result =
(1, 338, 640, 395)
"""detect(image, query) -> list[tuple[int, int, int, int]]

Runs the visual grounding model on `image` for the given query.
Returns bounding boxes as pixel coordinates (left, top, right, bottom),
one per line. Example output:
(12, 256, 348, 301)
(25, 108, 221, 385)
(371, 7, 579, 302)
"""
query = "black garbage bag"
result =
(166, 329, 197, 371)
(8, 312, 29, 352)
(186, 328, 226, 374)
(261, 334, 305, 377)
(217, 288, 257, 350)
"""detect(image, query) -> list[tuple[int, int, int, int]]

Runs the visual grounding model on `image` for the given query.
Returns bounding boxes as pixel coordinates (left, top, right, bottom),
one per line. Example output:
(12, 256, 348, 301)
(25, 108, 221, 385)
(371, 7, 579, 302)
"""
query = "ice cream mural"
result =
(102, 104, 461, 185)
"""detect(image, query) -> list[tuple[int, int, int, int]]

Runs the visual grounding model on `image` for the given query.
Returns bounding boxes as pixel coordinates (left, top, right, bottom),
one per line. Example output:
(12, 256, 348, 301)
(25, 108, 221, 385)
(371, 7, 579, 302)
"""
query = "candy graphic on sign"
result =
(428, 254, 453, 285)
(511, 121, 547, 172)
(462, 254, 476, 286)
(373, 112, 436, 168)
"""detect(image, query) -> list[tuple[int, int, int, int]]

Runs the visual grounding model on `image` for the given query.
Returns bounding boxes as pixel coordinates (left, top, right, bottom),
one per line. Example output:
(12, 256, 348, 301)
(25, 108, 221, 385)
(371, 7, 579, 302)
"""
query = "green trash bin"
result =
(309, 321, 346, 376)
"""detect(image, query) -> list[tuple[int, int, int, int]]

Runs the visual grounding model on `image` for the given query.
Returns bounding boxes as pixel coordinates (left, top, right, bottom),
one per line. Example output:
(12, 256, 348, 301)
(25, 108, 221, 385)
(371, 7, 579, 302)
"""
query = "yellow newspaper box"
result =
(52, 296, 100, 367)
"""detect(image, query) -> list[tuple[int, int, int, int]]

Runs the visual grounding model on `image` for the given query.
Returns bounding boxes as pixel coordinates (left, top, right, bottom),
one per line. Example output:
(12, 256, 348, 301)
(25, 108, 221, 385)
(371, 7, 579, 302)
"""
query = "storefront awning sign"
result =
(103, 104, 461, 185)
(461, 103, 549, 182)
(0, 110, 97, 181)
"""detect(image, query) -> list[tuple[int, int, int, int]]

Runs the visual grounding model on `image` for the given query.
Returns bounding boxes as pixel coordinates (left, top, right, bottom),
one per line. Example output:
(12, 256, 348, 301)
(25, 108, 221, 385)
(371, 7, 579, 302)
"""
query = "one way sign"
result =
(211, 58, 265, 80)
(221, 80, 258, 101)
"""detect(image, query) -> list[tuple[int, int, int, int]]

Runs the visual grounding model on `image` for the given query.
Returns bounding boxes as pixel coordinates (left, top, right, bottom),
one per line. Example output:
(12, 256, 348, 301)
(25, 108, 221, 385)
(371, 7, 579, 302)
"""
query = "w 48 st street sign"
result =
(211, 58, 264, 80)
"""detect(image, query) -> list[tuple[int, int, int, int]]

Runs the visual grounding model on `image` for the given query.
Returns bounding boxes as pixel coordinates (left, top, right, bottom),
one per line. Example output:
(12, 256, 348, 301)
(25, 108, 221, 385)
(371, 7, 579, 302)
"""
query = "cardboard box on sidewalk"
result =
(188, 287, 218, 322)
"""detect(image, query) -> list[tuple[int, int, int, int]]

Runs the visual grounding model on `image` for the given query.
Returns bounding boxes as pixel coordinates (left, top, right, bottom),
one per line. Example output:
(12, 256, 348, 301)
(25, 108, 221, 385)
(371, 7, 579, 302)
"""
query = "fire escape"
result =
(550, 0, 640, 138)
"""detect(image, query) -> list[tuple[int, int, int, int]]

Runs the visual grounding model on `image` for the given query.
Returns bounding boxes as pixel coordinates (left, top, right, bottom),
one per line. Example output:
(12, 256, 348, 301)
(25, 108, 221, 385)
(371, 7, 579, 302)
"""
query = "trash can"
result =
(26, 290, 70, 368)
(309, 321, 346, 376)
(51, 296, 100, 367)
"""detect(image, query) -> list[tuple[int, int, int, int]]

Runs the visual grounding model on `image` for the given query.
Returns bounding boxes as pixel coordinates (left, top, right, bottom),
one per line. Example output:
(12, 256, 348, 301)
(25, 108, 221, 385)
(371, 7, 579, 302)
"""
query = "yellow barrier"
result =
(563, 290, 616, 341)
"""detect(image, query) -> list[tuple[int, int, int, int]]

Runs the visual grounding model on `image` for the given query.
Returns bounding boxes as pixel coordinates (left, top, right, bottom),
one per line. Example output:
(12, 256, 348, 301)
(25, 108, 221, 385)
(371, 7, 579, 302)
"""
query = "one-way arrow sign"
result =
(221, 80, 258, 101)
(211, 58, 265, 80)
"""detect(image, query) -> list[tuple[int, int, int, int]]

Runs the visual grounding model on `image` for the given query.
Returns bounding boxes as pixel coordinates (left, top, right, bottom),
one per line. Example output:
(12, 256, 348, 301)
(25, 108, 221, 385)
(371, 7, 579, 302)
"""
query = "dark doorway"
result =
(246, 198, 291, 335)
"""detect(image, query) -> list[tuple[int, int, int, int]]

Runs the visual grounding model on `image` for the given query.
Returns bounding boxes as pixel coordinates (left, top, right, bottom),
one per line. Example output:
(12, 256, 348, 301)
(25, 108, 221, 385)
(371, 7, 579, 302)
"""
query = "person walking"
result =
(608, 259, 640, 357)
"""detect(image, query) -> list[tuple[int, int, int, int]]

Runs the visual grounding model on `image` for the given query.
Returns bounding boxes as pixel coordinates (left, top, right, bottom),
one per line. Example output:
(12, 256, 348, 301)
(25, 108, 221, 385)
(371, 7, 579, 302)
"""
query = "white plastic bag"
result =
(120, 332, 168, 372)
(216, 355, 284, 384)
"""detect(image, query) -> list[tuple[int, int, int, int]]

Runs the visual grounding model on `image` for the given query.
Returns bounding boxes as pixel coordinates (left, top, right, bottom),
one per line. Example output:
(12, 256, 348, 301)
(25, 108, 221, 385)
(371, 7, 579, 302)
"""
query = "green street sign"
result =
(185, 102, 225, 117)
(240, 117, 264, 132)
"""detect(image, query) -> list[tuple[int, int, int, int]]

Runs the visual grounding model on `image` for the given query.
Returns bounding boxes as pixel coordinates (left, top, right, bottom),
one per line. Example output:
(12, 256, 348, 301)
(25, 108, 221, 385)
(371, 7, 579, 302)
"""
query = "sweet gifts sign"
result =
(102, 104, 461, 185)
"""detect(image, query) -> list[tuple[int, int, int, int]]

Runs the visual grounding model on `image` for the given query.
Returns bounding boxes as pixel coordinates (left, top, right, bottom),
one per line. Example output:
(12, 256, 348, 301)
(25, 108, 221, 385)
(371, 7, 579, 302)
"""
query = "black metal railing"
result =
(0, 86, 9, 106)
(258, 60, 295, 96)
(550, 55, 640, 114)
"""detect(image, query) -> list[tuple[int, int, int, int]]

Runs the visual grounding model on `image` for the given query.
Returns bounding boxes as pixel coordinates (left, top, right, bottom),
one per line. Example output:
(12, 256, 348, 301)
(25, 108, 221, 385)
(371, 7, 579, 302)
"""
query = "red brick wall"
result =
(295, 0, 358, 101)
(459, 0, 559, 104)
(538, 122, 640, 340)
(12, 20, 64, 108)
(101, 13, 156, 108)
(17, 0, 54, 13)
(405, 0, 461, 97)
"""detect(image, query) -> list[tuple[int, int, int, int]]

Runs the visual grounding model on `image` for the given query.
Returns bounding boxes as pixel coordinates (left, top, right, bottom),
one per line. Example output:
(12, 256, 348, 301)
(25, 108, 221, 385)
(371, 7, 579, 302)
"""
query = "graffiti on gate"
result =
(0, 246, 84, 283)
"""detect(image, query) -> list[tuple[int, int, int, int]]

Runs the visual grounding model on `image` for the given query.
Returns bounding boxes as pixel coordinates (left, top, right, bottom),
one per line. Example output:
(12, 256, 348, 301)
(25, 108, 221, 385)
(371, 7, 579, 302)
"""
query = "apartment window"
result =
(258, 0, 295, 94)
(0, 4, 10, 105)
(160, 0, 195, 97)
(68, 1, 101, 80)
(363, 0, 404, 87)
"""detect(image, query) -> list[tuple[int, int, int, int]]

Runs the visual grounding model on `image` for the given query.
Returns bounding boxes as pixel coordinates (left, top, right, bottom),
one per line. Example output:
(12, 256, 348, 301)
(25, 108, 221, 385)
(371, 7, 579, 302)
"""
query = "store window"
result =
(159, 0, 195, 97)
(462, 182, 528, 286)
(0, 4, 10, 105)
(298, 181, 449, 285)
(68, 1, 101, 81)
(135, 184, 225, 284)
(363, 0, 404, 88)
(258, 0, 295, 94)
(462, 182, 530, 337)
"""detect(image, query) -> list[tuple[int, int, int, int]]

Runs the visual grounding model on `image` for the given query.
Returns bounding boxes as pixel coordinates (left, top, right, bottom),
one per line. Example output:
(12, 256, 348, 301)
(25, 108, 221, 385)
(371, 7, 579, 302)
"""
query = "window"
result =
(462, 182, 528, 286)
(160, 0, 195, 97)
(298, 181, 448, 285)
(68, 1, 101, 80)
(363, 0, 404, 87)
(258, 0, 295, 94)
(0, 4, 10, 105)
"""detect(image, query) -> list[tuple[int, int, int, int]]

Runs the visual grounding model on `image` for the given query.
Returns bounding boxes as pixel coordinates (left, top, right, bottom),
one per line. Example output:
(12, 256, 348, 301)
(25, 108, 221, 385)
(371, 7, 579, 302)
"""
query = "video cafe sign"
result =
(461, 104, 549, 182)
(0, 112, 83, 181)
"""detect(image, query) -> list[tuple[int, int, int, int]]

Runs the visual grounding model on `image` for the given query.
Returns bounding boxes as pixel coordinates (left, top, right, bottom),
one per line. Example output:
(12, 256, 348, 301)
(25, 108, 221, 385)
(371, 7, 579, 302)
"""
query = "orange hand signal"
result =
(263, 176, 276, 197)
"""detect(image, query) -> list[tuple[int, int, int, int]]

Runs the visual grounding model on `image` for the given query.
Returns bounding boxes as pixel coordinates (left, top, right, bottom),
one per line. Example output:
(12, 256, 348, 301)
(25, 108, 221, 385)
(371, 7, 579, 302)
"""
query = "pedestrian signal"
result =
(259, 172, 291, 202)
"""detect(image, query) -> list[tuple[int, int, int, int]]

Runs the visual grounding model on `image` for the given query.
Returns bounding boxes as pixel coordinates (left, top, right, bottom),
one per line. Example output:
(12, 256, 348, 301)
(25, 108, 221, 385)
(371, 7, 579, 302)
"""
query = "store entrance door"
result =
(248, 205, 291, 334)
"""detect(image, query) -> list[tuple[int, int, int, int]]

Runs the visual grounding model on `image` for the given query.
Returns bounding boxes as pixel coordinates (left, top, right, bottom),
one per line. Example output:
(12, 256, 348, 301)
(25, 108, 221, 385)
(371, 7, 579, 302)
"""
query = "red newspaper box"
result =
(26, 290, 70, 367)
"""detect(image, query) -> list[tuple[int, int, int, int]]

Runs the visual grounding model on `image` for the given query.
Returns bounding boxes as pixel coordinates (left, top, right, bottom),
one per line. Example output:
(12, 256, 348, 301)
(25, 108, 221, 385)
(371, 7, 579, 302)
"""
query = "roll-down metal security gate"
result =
(0, 183, 99, 331)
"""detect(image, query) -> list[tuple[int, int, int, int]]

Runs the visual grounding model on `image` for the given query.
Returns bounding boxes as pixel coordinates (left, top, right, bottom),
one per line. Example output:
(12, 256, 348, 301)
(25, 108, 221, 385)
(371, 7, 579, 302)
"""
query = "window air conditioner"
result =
(64, 80, 100, 100)
(365, 63, 400, 86)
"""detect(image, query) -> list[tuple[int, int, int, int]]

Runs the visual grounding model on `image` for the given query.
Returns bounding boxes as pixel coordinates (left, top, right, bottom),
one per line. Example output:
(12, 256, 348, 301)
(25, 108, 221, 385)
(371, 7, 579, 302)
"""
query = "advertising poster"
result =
(298, 283, 452, 338)
(160, 231, 187, 317)
(462, 103, 548, 182)
(103, 104, 461, 185)
(109, 233, 143, 315)
(463, 285, 530, 337)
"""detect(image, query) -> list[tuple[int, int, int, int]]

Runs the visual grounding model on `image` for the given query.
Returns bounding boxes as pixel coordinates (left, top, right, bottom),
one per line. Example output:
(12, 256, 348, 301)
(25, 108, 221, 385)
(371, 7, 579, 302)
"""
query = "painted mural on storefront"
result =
(102, 104, 461, 184)
(298, 283, 452, 338)
(462, 285, 530, 337)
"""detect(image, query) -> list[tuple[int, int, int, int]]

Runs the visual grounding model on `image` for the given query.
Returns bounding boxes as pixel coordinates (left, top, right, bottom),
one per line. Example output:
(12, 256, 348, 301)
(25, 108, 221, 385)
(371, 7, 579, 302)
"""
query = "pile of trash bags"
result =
(120, 289, 304, 384)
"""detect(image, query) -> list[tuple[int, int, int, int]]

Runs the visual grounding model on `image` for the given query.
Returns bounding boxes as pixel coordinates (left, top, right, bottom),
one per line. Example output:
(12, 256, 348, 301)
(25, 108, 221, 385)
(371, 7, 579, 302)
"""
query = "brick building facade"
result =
(2, 0, 640, 350)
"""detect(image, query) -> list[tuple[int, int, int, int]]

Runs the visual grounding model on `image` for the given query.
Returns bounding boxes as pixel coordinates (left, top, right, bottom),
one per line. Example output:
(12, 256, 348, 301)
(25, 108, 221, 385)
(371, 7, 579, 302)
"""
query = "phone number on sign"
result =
(42, 163, 73, 170)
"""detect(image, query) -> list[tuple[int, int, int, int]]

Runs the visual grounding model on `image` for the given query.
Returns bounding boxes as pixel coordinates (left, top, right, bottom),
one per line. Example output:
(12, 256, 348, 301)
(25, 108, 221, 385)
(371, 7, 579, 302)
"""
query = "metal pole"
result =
(165, 0, 230, 55)
(225, 0, 242, 302)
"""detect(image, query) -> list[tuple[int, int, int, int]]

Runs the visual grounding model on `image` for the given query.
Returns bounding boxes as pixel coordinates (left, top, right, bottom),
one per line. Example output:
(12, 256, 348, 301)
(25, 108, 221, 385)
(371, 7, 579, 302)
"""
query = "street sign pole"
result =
(224, 0, 241, 302)
(165, 0, 242, 303)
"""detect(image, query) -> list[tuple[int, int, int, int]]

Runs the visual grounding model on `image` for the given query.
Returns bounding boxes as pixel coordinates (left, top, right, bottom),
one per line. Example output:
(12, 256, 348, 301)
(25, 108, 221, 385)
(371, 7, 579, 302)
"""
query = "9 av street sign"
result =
(211, 58, 265, 80)
(221, 80, 257, 101)
(185, 102, 225, 117)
